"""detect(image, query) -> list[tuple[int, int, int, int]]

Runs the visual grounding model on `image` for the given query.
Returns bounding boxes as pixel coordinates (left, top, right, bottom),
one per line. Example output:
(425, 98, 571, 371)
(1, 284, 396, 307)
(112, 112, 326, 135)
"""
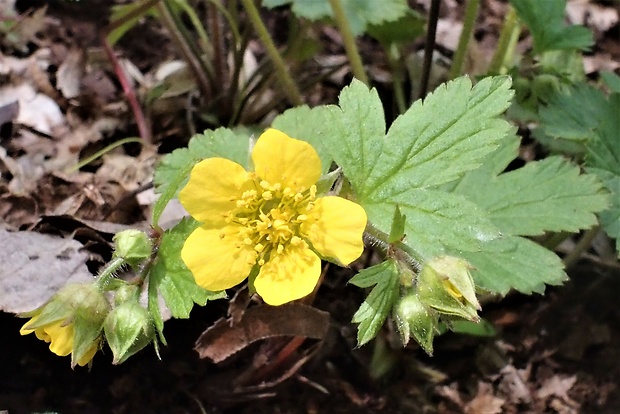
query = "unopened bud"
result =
(394, 292, 438, 355)
(113, 229, 152, 267)
(417, 256, 481, 322)
(104, 301, 155, 364)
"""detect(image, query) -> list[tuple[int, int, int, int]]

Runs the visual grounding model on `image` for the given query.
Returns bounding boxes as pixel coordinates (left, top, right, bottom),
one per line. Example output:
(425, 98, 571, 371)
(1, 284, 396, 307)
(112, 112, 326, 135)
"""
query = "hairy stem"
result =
(95, 257, 126, 290)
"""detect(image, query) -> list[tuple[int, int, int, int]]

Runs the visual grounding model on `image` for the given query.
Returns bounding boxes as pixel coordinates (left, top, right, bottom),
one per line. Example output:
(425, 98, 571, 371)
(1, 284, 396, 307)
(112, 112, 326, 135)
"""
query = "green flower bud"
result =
(394, 292, 438, 356)
(19, 283, 110, 367)
(417, 256, 481, 322)
(104, 301, 155, 364)
(113, 229, 152, 267)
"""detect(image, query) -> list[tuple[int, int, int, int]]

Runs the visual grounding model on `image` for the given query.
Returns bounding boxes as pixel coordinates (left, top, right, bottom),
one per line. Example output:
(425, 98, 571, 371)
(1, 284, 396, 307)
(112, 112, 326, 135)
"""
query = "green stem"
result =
(327, 0, 368, 85)
(95, 257, 126, 290)
(241, 0, 303, 105)
(158, 0, 213, 99)
(67, 137, 142, 172)
(364, 223, 423, 272)
(448, 0, 480, 79)
(563, 226, 600, 268)
(488, 5, 519, 74)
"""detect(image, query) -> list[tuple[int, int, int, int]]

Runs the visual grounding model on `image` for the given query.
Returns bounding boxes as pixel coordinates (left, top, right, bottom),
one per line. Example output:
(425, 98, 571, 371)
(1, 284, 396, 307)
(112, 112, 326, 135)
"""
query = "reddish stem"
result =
(101, 35, 152, 144)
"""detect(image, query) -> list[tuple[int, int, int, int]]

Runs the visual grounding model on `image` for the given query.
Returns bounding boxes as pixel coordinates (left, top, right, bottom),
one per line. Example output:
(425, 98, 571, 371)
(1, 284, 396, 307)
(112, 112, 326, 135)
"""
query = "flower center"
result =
(225, 176, 317, 266)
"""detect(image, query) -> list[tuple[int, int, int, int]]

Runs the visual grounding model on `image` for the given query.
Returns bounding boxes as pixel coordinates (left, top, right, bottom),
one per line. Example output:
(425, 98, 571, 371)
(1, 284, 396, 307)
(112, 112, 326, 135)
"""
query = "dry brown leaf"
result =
(0, 228, 93, 314)
(195, 304, 330, 363)
(537, 375, 577, 400)
(56, 48, 84, 99)
(465, 382, 505, 414)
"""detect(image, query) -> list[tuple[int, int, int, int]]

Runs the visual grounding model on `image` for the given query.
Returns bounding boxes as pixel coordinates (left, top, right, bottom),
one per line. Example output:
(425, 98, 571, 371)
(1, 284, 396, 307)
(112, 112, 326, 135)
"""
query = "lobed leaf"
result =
(510, 0, 593, 54)
(539, 83, 608, 141)
(460, 236, 568, 295)
(263, 0, 408, 36)
(148, 218, 226, 340)
(350, 260, 400, 346)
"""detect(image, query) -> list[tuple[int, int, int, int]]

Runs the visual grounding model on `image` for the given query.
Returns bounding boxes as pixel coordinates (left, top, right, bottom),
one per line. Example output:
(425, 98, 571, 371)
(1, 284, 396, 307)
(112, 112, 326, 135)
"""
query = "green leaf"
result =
(263, 0, 409, 36)
(388, 205, 406, 243)
(459, 236, 568, 295)
(271, 105, 335, 174)
(455, 156, 609, 236)
(328, 77, 514, 201)
(586, 93, 620, 255)
(152, 128, 250, 227)
(365, 190, 499, 260)
(539, 83, 608, 141)
(510, 0, 593, 54)
(601, 72, 620, 94)
(148, 218, 226, 339)
(367, 9, 425, 46)
(350, 260, 400, 346)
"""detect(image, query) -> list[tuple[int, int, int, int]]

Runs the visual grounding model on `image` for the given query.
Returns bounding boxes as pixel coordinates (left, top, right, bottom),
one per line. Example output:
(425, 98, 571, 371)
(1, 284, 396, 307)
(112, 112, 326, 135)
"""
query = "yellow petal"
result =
(179, 158, 252, 226)
(76, 341, 99, 366)
(302, 196, 367, 265)
(44, 322, 74, 357)
(252, 129, 322, 191)
(181, 225, 256, 291)
(254, 244, 321, 306)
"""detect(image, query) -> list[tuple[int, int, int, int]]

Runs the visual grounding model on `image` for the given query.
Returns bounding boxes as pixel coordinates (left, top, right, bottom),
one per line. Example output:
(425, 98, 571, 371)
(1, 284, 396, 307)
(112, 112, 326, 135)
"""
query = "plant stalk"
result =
(419, 0, 441, 99)
(563, 226, 601, 268)
(488, 5, 519, 74)
(328, 0, 369, 85)
(448, 0, 480, 79)
(95, 257, 126, 290)
(241, 0, 303, 105)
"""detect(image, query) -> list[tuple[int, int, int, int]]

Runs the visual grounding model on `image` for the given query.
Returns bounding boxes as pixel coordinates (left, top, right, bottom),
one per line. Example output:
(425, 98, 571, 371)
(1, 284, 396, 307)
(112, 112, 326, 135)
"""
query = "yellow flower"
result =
(179, 128, 367, 305)
(19, 283, 109, 367)
(20, 315, 99, 367)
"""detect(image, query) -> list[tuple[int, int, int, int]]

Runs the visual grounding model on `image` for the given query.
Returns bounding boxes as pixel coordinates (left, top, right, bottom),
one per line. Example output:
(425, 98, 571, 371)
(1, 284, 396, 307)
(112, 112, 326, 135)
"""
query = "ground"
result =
(0, 1, 619, 413)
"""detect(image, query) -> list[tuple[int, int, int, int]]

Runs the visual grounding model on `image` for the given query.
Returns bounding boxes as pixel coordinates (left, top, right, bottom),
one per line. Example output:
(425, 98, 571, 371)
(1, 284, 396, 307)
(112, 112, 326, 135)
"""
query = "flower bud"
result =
(394, 292, 438, 355)
(417, 256, 481, 322)
(113, 229, 152, 267)
(104, 301, 155, 364)
(20, 283, 110, 367)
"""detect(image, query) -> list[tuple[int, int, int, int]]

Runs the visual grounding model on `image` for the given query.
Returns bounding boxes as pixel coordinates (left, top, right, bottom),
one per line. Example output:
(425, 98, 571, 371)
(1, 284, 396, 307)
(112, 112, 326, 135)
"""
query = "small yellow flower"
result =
(20, 316, 99, 367)
(179, 128, 367, 305)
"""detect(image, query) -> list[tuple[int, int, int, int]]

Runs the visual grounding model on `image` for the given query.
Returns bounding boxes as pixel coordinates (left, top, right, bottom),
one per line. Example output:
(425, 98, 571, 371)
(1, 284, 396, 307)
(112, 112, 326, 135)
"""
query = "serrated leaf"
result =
(601, 72, 620, 94)
(457, 157, 609, 236)
(586, 93, 620, 255)
(263, 0, 408, 36)
(152, 128, 250, 227)
(148, 218, 225, 338)
(327, 77, 514, 201)
(271, 105, 335, 174)
(367, 9, 425, 46)
(510, 0, 593, 54)
(350, 260, 400, 346)
(539, 83, 608, 141)
(458, 236, 568, 295)
(365, 190, 499, 260)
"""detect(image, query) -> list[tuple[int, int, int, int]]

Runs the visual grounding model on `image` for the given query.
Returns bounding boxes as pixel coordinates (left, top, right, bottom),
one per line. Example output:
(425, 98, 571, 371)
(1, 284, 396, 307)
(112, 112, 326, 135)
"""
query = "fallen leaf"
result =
(0, 228, 94, 314)
(195, 304, 330, 363)
(465, 382, 505, 414)
(537, 375, 577, 400)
